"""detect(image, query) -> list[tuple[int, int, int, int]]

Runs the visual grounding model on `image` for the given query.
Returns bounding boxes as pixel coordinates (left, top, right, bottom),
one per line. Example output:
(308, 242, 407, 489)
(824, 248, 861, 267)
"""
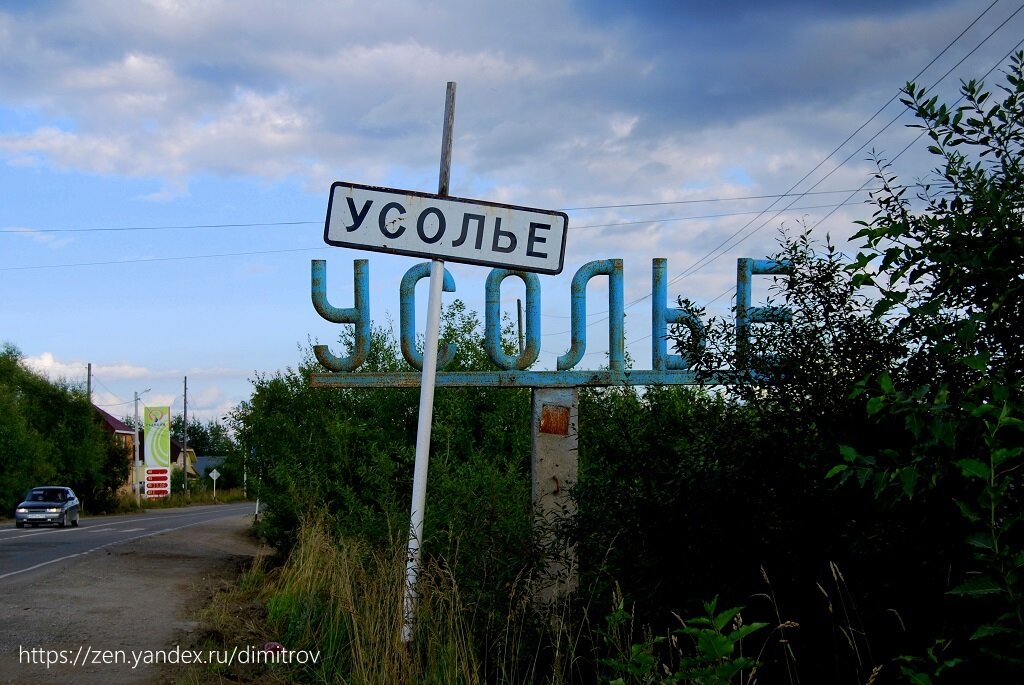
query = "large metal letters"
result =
(309, 257, 790, 387)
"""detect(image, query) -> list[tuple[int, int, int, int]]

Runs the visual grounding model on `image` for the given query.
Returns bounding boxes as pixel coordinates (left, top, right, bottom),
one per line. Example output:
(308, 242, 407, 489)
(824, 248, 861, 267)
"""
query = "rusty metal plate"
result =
(539, 404, 570, 435)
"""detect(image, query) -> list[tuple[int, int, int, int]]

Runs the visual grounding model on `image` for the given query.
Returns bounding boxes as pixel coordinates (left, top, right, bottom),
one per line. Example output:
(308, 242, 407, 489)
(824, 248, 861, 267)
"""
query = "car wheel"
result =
(59, 513, 67, 528)
(16, 521, 24, 529)
(71, 511, 79, 527)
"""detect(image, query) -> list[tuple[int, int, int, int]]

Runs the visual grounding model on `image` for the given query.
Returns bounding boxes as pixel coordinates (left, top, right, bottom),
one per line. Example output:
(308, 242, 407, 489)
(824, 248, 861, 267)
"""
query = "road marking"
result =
(0, 508, 250, 580)
(0, 505, 249, 542)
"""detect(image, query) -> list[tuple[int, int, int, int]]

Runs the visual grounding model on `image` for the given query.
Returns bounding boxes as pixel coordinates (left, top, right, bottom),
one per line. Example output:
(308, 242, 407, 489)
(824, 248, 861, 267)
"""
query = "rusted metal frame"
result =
(556, 259, 624, 371)
(485, 269, 541, 370)
(400, 261, 458, 371)
(309, 368, 737, 388)
(311, 258, 370, 372)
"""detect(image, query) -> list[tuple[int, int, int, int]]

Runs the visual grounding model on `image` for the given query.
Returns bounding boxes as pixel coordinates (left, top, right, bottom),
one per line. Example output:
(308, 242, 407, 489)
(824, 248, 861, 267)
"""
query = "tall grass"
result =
(188, 514, 814, 685)
(144, 486, 248, 508)
(265, 514, 480, 684)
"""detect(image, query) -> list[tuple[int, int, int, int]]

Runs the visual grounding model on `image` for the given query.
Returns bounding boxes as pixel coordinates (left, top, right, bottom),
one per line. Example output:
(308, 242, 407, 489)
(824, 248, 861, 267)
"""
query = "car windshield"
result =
(28, 489, 65, 502)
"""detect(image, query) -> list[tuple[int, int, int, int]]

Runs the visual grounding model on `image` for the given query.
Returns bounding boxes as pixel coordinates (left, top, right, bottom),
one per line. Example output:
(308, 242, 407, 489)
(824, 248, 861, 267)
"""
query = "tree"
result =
(170, 415, 236, 456)
(651, 53, 1024, 683)
(229, 301, 536, 678)
(841, 53, 1024, 681)
(0, 342, 126, 513)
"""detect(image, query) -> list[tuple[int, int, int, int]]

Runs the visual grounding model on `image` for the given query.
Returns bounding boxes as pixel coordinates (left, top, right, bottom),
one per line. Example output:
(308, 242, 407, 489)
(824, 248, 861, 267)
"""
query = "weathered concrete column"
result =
(531, 387, 579, 602)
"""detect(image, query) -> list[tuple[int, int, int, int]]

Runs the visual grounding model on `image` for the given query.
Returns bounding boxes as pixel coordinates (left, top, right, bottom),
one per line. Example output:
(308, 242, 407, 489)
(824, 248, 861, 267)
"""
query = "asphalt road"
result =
(0, 502, 256, 582)
(0, 502, 261, 685)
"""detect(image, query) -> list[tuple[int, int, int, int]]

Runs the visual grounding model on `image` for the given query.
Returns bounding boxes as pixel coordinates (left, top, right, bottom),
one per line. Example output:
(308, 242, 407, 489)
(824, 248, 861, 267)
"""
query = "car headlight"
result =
(15, 507, 27, 513)
(46, 507, 60, 513)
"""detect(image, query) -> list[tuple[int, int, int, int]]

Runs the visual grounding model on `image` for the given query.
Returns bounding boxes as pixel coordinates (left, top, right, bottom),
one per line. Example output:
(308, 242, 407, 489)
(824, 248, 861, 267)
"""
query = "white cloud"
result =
(22, 352, 91, 381)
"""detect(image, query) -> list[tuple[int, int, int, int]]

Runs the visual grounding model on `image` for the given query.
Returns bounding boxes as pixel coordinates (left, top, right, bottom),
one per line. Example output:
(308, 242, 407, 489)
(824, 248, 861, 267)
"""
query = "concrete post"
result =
(531, 387, 579, 602)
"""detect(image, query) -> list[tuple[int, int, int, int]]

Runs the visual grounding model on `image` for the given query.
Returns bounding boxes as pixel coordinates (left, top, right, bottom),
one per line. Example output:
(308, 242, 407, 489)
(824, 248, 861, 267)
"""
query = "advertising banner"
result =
(144, 405, 171, 498)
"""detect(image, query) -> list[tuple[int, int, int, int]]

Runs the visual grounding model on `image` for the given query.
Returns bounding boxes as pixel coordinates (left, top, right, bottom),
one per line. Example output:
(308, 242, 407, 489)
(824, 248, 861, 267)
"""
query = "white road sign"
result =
(324, 182, 569, 274)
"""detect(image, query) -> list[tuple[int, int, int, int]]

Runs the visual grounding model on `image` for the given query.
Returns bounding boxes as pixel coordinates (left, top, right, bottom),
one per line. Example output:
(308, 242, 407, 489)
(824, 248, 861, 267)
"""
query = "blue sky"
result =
(2, 0, 1021, 423)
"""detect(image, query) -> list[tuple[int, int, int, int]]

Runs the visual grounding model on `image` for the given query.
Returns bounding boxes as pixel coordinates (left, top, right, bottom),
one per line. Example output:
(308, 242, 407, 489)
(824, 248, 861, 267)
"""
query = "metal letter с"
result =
(399, 262, 458, 370)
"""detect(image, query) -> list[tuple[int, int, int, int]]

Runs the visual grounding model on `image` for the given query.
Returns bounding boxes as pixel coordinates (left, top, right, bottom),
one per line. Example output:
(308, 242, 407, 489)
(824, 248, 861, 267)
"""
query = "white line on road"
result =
(0, 510, 249, 581)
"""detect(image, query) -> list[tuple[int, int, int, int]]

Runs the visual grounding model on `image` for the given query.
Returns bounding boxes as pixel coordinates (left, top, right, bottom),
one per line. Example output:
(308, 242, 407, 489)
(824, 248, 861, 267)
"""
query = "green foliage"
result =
(231, 52, 1024, 684)
(170, 415, 236, 458)
(230, 301, 538, 680)
(837, 53, 1024, 680)
(601, 596, 768, 685)
(0, 342, 127, 513)
(652, 52, 1024, 683)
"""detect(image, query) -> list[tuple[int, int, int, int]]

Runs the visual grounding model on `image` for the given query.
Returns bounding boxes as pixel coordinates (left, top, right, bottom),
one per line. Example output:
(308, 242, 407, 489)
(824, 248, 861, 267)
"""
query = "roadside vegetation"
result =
(8, 55, 1020, 685)
(216, 56, 1023, 684)
(0, 344, 130, 514)
(0, 342, 246, 517)
(218, 54, 1024, 683)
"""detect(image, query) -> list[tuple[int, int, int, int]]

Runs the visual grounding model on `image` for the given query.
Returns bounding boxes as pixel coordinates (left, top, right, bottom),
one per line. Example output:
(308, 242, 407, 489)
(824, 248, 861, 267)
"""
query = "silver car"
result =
(14, 486, 81, 528)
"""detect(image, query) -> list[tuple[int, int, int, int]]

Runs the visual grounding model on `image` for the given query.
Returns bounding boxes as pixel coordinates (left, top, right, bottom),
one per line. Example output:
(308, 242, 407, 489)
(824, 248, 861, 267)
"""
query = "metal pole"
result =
(133, 392, 141, 506)
(183, 376, 189, 496)
(403, 80, 455, 643)
(517, 298, 525, 355)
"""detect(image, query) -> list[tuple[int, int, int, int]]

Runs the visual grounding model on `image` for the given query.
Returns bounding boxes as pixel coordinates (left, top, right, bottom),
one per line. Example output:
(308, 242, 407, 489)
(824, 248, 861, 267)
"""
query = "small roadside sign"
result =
(209, 468, 220, 500)
(324, 182, 568, 275)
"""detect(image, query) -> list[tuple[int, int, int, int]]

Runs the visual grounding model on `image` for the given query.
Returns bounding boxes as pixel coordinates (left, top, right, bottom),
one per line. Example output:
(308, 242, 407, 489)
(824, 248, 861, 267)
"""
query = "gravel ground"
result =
(0, 512, 260, 685)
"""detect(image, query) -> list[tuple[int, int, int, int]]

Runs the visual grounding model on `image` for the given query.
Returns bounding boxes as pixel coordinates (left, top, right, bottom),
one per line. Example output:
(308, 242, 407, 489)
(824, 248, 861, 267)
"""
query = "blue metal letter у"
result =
(652, 258, 706, 371)
(400, 262, 458, 371)
(735, 257, 793, 359)
(557, 260, 624, 372)
(485, 269, 541, 370)
(311, 259, 370, 372)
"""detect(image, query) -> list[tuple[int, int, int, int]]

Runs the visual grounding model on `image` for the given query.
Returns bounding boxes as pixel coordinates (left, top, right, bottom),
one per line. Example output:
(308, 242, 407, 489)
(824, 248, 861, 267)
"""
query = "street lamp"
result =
(133, 388, 150, 505)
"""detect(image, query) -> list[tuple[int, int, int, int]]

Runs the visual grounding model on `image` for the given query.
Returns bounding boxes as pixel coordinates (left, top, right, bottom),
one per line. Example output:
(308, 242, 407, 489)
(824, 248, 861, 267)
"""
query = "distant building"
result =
(93, 405, 134, 450)
(92, 405, 198, 491)
(195, 455, 226, 478)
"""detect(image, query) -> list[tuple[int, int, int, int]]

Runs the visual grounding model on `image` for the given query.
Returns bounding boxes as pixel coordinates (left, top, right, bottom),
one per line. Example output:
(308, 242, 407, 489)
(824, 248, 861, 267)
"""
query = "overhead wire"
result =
(543, 0, 1019, 338)
(0, 188, 877, 235)
(1, 197, 874, 271)
(619, 5, 1024, 354)
(659, 0, 1015, 292)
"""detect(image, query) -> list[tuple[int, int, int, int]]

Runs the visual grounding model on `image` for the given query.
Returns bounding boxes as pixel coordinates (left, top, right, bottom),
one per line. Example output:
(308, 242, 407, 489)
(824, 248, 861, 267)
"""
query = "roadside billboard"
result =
(143, 405, 171, 498)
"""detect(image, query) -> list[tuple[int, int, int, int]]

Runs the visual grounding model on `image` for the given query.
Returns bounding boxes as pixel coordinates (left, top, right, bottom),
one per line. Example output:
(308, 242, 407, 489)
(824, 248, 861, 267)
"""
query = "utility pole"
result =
(86, 363, 92, 403)
(183, 376, 188, 496)
(133, 391, 141, 506)
(133, 388, 150, 505)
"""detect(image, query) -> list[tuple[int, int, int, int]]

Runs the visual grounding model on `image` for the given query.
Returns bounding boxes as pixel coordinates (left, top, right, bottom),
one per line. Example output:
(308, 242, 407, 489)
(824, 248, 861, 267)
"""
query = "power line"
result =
(810, 27, 1024, 231)
(659, 3, 1022, 293)
(0, 199, 872, 272)
(630, 4, 1021, 300)
(571, 199, 869, 231)
(0, 220, 319, 234)
(0, 189, 878, 235)
(3, 6, 1018, 279)
(557, 188, 876, 212)
(541, 4, 1020, 334)
(0, 246, 327, 271)
(627, 18, 1024, 357)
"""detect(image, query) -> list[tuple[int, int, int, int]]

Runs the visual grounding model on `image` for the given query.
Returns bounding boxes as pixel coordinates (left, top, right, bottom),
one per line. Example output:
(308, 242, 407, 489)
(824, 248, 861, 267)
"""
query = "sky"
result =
(2, 0, 1022, 426)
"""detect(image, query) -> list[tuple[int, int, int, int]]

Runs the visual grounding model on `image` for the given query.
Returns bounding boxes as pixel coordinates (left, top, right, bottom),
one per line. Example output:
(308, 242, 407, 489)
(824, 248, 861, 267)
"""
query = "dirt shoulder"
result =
(0, 511, 262, 685)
